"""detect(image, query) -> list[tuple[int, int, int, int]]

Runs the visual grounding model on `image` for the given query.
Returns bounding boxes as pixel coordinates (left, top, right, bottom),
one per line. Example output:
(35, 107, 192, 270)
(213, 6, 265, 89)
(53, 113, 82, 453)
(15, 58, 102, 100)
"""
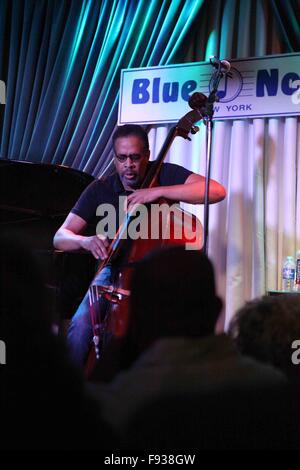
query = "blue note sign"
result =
(118, 53, 300, 124)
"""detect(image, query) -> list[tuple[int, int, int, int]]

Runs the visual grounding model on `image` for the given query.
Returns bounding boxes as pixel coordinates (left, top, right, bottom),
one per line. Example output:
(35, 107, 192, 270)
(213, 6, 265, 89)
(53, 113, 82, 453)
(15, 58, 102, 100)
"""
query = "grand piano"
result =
(0, 158, 97, 323)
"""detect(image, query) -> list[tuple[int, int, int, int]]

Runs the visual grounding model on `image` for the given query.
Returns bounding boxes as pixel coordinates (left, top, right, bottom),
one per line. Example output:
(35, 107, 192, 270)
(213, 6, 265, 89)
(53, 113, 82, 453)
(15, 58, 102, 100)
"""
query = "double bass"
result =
(86, 97, 206, 376)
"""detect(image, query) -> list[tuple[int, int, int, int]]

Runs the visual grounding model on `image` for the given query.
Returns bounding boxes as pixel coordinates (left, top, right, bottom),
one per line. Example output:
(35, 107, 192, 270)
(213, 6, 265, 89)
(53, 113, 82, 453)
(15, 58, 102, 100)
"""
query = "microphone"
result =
(209, 56, 231, 73)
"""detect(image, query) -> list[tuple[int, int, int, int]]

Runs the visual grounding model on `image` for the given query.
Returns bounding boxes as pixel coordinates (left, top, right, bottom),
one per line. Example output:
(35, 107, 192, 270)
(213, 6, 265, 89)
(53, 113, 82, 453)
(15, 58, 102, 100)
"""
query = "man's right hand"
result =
(81, 235, 109, 260)
(54, 213, 110, 259)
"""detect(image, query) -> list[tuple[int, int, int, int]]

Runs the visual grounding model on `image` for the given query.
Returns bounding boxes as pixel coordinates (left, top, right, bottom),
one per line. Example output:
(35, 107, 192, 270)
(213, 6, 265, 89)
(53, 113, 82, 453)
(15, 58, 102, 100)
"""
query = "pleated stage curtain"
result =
(0, 0, 203, 172)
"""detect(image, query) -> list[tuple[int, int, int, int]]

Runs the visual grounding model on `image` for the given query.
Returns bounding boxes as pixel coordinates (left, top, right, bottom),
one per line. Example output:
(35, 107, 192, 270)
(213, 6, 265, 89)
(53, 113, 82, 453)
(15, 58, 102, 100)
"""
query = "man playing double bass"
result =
(53, 124, 226, 369)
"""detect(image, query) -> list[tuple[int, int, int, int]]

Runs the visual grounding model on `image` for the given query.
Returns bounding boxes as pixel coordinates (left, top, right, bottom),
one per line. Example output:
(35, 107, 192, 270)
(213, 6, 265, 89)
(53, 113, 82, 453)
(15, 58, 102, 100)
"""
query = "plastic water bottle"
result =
(282, 256, 295, 291)
(295, 250, 300, 293)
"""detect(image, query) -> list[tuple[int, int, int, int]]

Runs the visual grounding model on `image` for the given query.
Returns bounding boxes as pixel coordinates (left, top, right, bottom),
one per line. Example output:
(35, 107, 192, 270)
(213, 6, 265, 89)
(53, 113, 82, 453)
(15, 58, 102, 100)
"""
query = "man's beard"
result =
(121, 171, 140, 189)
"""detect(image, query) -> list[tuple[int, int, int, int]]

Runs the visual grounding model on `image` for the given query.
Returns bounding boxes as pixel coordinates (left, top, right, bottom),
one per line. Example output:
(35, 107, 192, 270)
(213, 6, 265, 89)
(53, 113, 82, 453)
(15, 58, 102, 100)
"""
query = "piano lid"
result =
(0, 159, 94, 221)
(0, 159, 95, 248)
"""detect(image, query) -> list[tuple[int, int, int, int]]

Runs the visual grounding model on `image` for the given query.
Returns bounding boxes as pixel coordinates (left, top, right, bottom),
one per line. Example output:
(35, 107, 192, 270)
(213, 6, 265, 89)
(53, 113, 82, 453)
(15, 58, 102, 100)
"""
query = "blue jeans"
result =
(67, 266, 112, 369)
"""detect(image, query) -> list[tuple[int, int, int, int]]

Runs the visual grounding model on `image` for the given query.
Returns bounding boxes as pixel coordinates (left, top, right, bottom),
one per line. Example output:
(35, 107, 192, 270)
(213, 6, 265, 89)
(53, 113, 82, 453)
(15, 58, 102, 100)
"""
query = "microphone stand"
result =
(202, 60, 229, 255)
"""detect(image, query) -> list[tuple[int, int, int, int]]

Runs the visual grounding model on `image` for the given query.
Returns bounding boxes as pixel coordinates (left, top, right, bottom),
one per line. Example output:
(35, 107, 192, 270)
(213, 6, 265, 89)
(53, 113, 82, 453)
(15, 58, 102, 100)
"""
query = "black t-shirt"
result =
(71, 162, 193, 234)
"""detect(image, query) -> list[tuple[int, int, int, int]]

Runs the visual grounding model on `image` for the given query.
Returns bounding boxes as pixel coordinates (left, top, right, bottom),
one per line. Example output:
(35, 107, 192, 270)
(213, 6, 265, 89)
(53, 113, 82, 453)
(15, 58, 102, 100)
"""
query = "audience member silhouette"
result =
(229, 294, 300, 380)
(229, 293, 300, 444)
(0, 234, 116, 450)
(89, 247, 293, 450)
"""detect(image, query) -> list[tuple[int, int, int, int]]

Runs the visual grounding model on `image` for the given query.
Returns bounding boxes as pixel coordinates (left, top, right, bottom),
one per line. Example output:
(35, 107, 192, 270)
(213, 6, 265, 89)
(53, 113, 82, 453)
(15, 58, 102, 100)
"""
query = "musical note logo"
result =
(209, 67, 243, 103)
(216, 75, 228, 100)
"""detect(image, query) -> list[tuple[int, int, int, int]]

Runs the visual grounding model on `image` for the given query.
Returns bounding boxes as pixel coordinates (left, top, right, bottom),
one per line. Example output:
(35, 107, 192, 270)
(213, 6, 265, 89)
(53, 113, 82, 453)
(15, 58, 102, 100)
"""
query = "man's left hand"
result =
(126, 187, 162, 209)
